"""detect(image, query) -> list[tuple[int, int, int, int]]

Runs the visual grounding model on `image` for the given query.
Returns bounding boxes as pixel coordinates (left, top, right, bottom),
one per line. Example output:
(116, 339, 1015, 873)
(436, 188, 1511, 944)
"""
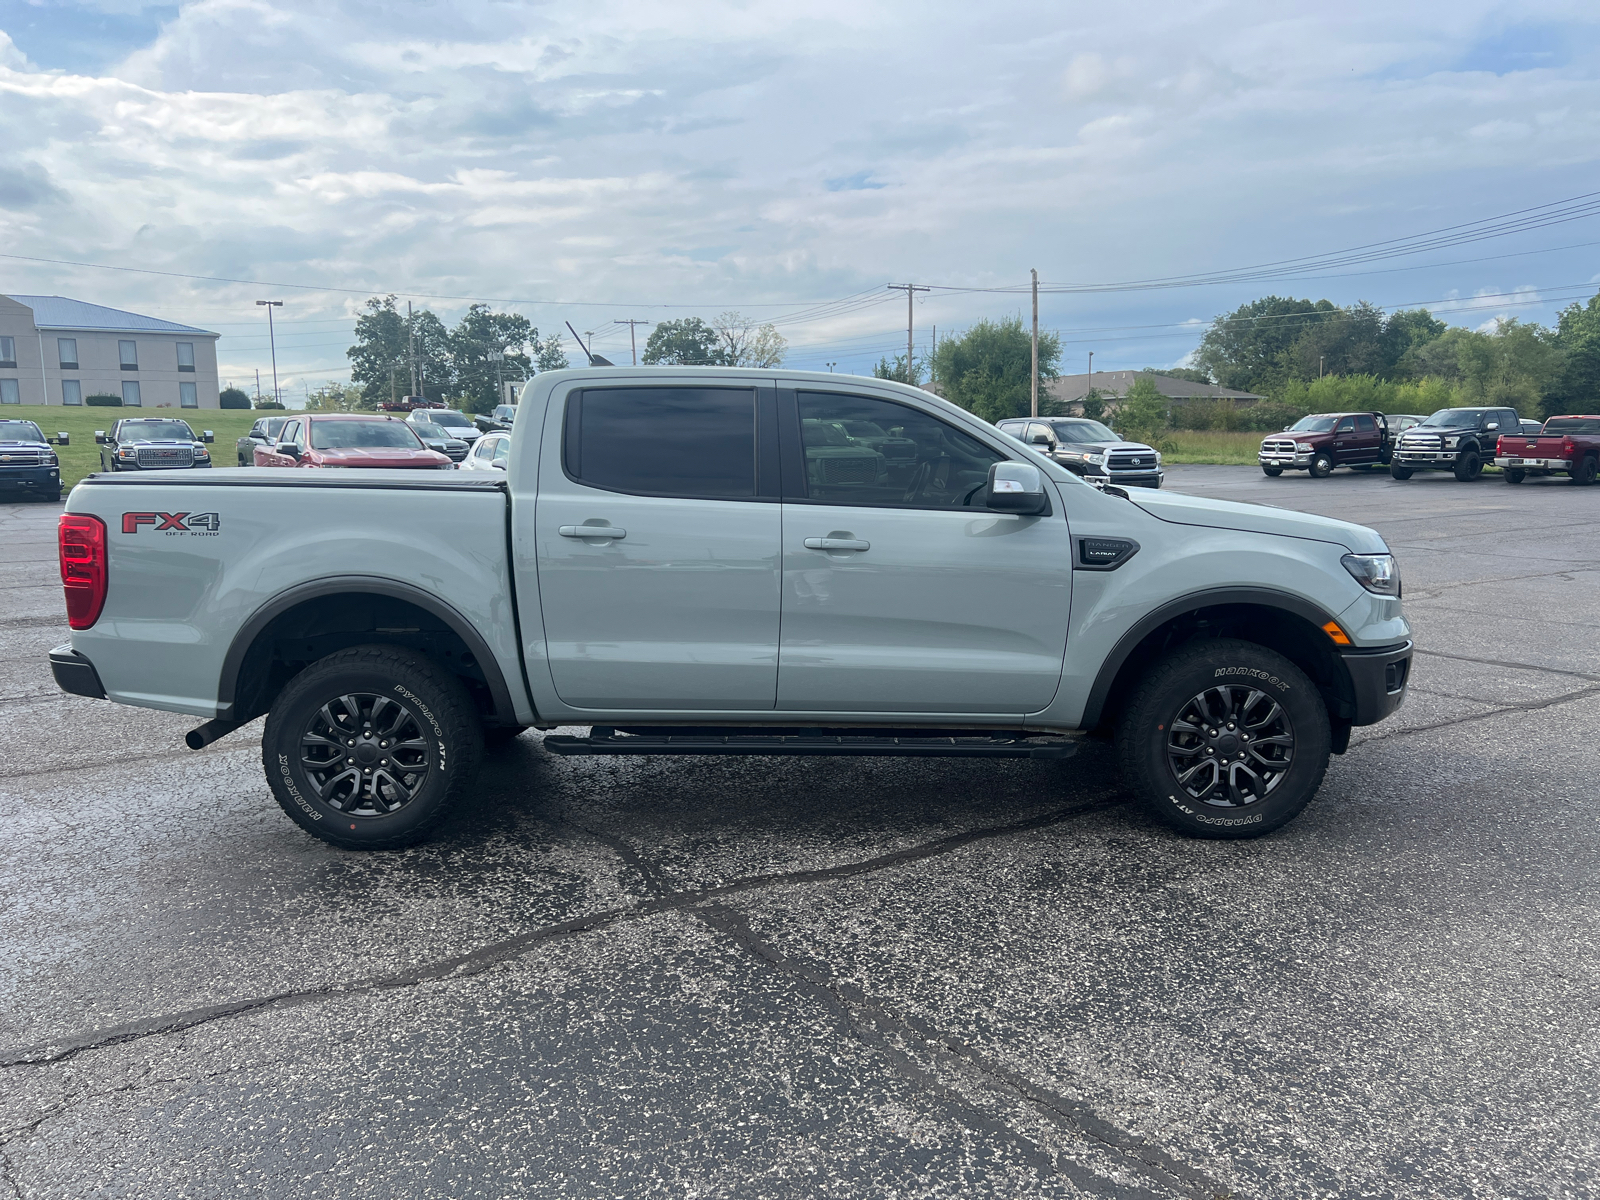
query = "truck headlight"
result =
(1342, 553, 1401, 596)
(1443, 437, 1458, 449)
(117, 448, 137, 458)
(1296, 442, 1314, 452)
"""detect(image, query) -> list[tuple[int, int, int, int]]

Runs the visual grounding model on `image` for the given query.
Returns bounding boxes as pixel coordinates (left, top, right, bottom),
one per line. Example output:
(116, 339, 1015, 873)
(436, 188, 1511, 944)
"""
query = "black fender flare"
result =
(1079, 586, 1350, 730)
(216, 575, 519, 724)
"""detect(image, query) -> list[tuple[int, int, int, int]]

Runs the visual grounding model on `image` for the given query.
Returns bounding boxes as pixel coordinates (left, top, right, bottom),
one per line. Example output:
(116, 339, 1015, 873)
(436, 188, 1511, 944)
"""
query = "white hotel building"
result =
(0, 294, 221, 409)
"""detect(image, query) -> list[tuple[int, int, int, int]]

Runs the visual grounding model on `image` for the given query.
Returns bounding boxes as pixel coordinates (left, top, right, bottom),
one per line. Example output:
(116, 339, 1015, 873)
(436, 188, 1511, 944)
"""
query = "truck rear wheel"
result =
(1453, 450, 1482, 481)
(1572, 455, 1598, 486)
(262, 644, 483, 850)
(1115, 638, 1331, 839)
(1503, 468, 1526, 484)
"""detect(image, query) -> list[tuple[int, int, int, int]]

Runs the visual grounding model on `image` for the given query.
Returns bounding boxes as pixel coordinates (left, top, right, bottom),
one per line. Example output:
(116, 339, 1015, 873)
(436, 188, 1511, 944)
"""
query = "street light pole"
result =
(826, 362, 837, 373)
(256, 300, 283, 405)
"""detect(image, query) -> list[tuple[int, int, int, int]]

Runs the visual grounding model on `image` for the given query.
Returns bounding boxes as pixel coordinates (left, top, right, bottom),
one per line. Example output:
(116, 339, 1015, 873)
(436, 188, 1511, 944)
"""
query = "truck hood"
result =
(1123, 488, 1388, 553)
(315, 448, 448, 466)
(1062, 440, 1155, 454)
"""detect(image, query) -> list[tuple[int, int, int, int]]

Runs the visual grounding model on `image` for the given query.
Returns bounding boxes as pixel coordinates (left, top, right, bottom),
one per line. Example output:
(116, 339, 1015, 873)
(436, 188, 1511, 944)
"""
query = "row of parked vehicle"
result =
(1258, 408, 1600, 485)
(234, 409, 515, 472)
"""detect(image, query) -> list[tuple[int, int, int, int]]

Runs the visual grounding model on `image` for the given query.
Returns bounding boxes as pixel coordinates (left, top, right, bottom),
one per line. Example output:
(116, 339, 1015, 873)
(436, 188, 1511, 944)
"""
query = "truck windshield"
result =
(122, 420, 197, 441)
(411, 422, 449, 439)
(1542, 417, 1600, 434)
(311, 421, 424, 450)
(1287, 416, 1339, 433)
(1418, 409, 1485, 427)
(1050, 420, 1117, 443)
(0, 420, 45, 442)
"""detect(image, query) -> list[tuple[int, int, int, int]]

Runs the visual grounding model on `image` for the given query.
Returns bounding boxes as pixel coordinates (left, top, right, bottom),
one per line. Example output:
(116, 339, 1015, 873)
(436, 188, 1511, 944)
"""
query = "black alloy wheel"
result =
(298, 693, 433, 816)
(1115, 637, 1331, 838)
(1163, 684, 1295, 810)
(1503, 467, 1526, 484)
(1309, 453, 1334, 478)
(262, 644, 482, 849)
(1454, 450, 1483, 481)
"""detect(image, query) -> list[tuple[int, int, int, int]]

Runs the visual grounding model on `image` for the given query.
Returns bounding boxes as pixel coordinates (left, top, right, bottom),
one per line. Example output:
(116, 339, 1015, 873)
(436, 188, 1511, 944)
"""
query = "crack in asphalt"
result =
(1358, 683, 1600, 744)
(0, 798, 1121, 1070)
(693, 900, 1226, 1200)
(1412, 647, 1600, 684)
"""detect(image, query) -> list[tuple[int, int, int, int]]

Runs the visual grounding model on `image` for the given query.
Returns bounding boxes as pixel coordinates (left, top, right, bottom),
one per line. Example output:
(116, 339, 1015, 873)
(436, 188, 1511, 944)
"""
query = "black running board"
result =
(542, 727, 1081, 760)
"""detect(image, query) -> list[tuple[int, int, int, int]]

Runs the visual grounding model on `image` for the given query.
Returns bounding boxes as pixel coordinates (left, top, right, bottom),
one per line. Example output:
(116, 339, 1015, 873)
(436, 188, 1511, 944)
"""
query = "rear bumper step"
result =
(542, 727, 1082, 759)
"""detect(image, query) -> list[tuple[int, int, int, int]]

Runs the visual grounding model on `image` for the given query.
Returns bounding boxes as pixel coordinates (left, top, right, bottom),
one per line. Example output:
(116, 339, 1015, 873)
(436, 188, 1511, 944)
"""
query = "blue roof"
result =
(5, 295, 216, 336)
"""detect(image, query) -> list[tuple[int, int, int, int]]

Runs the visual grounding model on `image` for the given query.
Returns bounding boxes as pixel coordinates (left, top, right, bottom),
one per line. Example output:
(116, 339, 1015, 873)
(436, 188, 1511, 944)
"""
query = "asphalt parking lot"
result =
(2, 465, 1598, 1199)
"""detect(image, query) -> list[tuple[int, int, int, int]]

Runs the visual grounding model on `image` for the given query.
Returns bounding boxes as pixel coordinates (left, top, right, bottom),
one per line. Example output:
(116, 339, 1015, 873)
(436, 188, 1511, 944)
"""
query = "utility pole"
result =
(254, 368, 261, 404)
(1030, 269, 1039, 418)
(1319, 355, 1325, 378)
(256, 300, 283, 405)
(613, 319, 649, 365)
(887, 284, 929, 383)
(930, 325, 936, 385)
(406, 300, 419, 398)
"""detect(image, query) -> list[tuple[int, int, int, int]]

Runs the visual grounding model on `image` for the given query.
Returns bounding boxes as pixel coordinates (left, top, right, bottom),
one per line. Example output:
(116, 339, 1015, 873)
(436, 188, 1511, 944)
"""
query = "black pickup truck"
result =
(1391, 407, 1520, 481)
(96, 418, 216, 472)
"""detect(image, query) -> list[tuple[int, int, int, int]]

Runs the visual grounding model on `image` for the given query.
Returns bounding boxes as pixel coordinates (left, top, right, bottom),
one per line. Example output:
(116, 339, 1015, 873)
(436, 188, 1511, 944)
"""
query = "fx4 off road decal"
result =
(122, 512, 221, 536)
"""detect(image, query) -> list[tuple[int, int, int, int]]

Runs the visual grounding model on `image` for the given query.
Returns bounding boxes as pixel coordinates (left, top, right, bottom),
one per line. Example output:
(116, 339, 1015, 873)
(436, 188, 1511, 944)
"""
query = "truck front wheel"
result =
(1308, 453, 1333, 478)
(1453, 450, 1483, 481)
(1389, 465, 1413, 480)
(1115, 639, 1332, 839)
(1261, 466, 1282, 477)
(262, 645, 483, 850)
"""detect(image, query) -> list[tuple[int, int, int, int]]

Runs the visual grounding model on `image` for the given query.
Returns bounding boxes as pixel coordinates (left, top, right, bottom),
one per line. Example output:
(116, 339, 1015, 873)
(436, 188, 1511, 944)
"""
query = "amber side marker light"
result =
(1322, 620, 1352, 646)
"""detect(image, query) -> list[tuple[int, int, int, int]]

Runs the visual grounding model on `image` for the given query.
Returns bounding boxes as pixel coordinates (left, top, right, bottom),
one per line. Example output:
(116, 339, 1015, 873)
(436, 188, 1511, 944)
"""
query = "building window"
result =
(0, 336, 14, 368)
(58, 338, 78, 369)
(0, 379, 18, 405)
(180, 382, 197, 408)
(119, 340, 138, 371)
(177, 342, 195, 372)
(122, 380, 142, 407)
(62, 380, 82, 406)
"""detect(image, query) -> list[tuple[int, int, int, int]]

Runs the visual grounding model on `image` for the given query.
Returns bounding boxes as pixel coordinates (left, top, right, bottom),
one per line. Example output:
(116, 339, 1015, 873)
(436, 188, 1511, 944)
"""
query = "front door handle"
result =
(804, 537, 870, 551)
(559, 524, 626, 540)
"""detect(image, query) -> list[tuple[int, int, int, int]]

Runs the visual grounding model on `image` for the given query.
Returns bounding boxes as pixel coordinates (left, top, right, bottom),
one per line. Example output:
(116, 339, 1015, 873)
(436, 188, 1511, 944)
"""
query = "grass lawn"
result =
(1, 405, 264, 493)
(1161, 430, 1268, 465)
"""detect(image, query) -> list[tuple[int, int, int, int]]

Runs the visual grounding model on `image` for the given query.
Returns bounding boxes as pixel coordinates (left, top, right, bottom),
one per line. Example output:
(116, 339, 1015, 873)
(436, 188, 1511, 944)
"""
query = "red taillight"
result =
(1565, 438, 1577, 455)
(59, 513, 108, 630)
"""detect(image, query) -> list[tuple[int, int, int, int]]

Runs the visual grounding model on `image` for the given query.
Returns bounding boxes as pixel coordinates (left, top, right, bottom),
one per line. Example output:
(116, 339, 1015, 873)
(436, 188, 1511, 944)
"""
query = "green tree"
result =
(1079, 386, 1106, 420)
(713, 312, 787, 367)
(932, 316, 1061, 424)
(1196, 296, 1338, 394)
(642, 318, 721, 365)
(219, 386, 251, 409)
(347, 296, 453, 406)
(1147, 367, 1212, 385)
(450, 304, 535, 414)
(1113, 376, 1171, 446)
(1544, 291, 1600, 416)
(1381, 308, 1448, 378)
(873, 353, 923, 386)
(303, 383, 368, 412)
(533, 333, 569, 373)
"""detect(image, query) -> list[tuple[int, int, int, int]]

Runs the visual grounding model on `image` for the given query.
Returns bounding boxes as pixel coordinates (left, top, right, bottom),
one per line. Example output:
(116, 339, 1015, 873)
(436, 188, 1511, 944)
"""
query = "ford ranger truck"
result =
(1495, 415, 1600, 486)
(48, 368, 1412, 850)
(1391, 406, 1520, 481)
(1258, 412, 1394, 478)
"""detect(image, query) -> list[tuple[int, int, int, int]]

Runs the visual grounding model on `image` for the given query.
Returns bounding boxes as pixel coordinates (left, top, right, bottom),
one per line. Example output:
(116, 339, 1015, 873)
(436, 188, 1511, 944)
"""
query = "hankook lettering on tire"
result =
(1214, 666, 1290, 689)
(277, 753, 320, 819)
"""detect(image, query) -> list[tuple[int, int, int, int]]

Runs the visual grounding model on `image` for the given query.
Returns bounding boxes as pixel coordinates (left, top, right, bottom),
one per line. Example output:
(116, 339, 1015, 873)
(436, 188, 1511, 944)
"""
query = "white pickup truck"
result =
(51, 368, 1412, 849)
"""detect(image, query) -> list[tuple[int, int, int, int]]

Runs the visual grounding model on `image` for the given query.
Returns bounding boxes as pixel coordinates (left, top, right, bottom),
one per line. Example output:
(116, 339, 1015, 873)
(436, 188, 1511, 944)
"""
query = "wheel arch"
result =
(217, 576, 520, 726)
(1081, 588, 1356, 738)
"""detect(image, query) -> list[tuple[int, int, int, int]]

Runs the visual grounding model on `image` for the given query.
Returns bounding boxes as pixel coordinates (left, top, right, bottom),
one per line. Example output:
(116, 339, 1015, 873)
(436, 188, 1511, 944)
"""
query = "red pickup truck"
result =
(1495, 415, 1600, 486)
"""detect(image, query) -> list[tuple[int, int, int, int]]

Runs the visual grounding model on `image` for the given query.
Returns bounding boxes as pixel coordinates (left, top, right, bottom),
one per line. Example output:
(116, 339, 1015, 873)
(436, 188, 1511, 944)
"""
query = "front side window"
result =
(281, 421, 302, 446)
(0, 336, 14, 366)
(796, 392, 1004, 509)
(1354, 414, 1376, 433)
(492, 437, 510, 464)
(122, 381, 141, 406)
(1050, 420, 1118, 443)
(566, 387, 756, 499)
(176, 342, 195, 370)
(119, 340, 138, 370)
(62, 380, 82, 405)
(1335, 417, 1355, 433)
(0, 379, 19, 405)
(58, 338, 78, 369)
(179, 382, 198, 408)
(309, 420, 425, 450)
(472, 437, 495, 460)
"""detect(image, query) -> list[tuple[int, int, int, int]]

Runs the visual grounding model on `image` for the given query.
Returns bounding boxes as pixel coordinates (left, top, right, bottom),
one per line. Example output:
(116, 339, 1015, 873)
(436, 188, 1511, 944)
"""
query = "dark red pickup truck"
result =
(1495, 415, 1600, 486)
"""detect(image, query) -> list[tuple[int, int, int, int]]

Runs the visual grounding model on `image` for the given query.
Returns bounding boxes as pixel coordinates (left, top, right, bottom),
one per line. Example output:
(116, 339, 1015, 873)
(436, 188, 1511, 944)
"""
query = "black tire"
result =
(1389, 465, 1413, 480)
(1453, 449, 1482, 482)
(1309, 453, 1333, 478)
(1261, 466, 1282, 477)
(262, 644, 483, 850)
(1503, 467, 1526, 485)
(1572, 455, 1598, 486)
(1115, 638, 1331, 839)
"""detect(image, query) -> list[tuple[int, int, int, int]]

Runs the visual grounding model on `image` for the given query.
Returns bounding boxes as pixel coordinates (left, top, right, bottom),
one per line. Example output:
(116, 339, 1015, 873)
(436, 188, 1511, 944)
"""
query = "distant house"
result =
(1048, 371, 1263, 415)
(0, 295, 220, 408)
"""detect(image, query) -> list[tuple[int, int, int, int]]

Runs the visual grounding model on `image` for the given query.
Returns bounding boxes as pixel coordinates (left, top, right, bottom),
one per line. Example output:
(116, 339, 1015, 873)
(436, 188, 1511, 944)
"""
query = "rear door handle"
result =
(804, 537, 870, 551)
(559, 525, 626, 540)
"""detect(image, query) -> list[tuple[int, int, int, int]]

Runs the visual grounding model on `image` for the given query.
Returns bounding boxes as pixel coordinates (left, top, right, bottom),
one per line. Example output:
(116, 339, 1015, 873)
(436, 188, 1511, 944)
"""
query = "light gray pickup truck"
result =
(50, 368, 1412, 848)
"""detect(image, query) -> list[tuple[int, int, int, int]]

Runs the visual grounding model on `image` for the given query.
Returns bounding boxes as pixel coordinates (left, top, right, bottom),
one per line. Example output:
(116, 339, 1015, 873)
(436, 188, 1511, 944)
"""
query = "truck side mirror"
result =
(1029, 431, 1052, 445)
(202, 430, 215, 443)
(1485, 422, 1498, 431)
(987, 461, 1049, 515)
(48, 432, 70, 446)
(278, 442, 302, 460)
(94, 431, 107, 444)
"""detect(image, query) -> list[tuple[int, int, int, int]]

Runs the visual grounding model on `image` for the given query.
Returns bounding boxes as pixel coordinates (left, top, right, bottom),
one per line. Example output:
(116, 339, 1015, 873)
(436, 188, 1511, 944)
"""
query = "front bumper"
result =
(1259, 453, 1312, 467)
(1496, 456, 1569, 471)
(1394, 450, 1457, 465)
(49, 645, 106, 700)
(0, 465, 60, 490)
(1341, 641, 1411, 726)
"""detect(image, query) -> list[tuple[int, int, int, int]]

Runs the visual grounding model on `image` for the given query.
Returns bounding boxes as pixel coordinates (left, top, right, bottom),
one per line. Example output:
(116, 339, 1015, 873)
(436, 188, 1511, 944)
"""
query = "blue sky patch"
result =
(826, 170, 886, 192)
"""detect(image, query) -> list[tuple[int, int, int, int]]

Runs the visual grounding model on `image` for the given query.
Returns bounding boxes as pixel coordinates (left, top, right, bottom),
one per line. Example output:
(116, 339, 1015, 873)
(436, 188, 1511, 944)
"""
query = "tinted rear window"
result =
(566, 387, 756, 498)
(1543, 417, 1600, 434)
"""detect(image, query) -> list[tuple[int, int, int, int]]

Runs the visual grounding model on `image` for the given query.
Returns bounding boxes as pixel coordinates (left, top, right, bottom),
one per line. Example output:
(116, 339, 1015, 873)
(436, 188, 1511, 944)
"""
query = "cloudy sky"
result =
(2, 0, 1599, 397)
